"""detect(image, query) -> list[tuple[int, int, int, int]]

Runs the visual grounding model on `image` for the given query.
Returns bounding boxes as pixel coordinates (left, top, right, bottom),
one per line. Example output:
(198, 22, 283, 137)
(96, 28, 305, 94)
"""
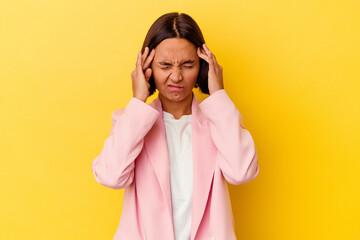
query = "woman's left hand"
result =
(197, 43, 224, 95)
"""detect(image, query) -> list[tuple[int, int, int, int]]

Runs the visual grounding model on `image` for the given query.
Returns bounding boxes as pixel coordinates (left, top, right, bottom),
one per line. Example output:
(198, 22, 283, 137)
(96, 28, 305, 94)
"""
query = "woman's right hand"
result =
(131, 47, 155, 102)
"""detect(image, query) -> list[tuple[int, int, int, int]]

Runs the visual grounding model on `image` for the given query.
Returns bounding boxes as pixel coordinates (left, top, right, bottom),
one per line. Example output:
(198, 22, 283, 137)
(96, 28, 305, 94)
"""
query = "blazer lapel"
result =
(144, 97, 173, 222)
(145, 93, 216, 240)
(190, 94, 216, 240)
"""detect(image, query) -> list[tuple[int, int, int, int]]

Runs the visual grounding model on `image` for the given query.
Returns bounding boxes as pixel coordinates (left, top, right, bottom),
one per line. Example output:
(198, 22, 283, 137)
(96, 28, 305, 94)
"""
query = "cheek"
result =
(152, 69, 167, 85)
(184, 68, 200, 82)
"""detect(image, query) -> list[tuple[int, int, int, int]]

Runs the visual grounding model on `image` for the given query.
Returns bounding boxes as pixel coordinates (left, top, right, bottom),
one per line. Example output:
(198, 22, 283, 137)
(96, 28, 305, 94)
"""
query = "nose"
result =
(169, 68, 183, 82)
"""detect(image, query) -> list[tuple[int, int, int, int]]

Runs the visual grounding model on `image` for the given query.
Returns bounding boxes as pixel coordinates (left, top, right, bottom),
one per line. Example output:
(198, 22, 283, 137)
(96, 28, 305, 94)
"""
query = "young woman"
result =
(92, 12, 259, 240)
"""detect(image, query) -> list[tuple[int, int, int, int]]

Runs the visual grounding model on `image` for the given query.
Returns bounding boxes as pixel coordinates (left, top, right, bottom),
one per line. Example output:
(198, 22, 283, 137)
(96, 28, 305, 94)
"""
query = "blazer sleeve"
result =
(199, 89, 259, 185)
(91, 97, 159, 189)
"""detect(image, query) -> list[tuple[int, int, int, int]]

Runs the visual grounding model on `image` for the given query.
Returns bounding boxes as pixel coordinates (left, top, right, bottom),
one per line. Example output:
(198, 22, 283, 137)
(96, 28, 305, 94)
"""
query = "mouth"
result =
(167, 85, 184, 91)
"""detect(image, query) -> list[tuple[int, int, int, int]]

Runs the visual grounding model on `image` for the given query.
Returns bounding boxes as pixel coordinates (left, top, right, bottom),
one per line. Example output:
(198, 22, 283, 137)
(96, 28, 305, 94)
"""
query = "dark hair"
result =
(141, 12, 209, 96)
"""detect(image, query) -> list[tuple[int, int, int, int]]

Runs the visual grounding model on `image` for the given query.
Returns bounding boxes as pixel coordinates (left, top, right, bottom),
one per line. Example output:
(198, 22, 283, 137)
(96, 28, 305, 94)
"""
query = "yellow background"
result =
(1, 0, 359, 239)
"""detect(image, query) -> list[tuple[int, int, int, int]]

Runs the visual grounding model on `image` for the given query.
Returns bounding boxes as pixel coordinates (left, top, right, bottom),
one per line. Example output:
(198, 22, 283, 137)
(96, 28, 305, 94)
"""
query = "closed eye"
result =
(161, 66, 192, 69)
(158, 60, 195, 69)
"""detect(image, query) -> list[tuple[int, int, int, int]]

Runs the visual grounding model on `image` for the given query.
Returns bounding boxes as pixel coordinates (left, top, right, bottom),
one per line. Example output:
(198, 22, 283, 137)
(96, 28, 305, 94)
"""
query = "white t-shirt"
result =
(163, 111, 193, 240)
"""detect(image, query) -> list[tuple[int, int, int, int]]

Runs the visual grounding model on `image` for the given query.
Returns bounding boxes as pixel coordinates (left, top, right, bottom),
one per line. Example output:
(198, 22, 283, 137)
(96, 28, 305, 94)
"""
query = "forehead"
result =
(154, 38, 197, 61)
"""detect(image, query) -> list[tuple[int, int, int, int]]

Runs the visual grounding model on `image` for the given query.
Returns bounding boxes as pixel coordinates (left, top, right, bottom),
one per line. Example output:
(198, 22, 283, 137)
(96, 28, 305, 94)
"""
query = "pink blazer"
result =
(92, 89, 259, 240)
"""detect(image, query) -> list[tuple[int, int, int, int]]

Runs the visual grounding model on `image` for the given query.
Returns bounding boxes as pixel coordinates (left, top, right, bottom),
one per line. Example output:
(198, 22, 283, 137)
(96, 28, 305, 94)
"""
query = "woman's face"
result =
(151, 38, 200, 103)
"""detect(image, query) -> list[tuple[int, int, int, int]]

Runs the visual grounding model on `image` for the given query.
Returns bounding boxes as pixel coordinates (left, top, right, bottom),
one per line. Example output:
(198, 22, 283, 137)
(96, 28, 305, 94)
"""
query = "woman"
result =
(92, 12, 259, 240)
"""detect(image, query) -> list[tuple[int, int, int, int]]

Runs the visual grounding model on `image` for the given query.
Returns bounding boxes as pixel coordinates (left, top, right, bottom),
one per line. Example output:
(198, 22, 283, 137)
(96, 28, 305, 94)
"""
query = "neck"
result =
(160, 93, 193, 120)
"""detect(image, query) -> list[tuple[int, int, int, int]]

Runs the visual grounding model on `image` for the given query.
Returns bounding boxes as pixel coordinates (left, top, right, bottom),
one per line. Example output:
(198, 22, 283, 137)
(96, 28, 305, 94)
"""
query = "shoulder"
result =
(199, 89, 246, 129)
(111, 97, 160, 125)
(199, 89, 232, 109)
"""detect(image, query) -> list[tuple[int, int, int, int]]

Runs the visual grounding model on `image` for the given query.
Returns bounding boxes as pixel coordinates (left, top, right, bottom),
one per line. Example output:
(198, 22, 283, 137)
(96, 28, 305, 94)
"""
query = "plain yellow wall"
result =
(1, 0, 359, 239)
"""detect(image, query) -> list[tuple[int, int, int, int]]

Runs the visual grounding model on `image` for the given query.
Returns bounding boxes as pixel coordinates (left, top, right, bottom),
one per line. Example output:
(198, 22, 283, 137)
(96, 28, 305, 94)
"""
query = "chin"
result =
(160, 91, 192, 102)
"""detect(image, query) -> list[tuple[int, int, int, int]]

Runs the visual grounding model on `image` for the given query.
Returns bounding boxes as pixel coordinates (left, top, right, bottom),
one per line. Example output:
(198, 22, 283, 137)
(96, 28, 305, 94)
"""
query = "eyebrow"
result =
(158, 59, 195, 65)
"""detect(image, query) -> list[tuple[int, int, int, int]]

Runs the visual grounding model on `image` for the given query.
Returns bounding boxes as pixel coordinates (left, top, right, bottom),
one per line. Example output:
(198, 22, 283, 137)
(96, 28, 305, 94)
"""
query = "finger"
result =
(206, 52, 215, 74)
(204, 44, 219, 72)
(211, 53, 223, 73)
(204, 44, 215, 63)
(208, 57, 215, 74)
(210, 54, 219, 73)
(197, 47, 209, 62)
(199, 45, 208, 56)
(197, 47, 215, 73)
(203, 43, 212, 56)
(201, 44, 215, 68)
(210, 49, 217, 63)
(141, 47, 149, 66)
(136, 51, 141, 66)
(136, 51, 143, 73)
(143, 49, 155, 70)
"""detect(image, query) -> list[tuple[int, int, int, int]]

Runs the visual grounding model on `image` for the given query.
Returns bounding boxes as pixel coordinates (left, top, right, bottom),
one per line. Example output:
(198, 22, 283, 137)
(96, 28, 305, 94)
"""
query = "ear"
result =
(144, 68, 152, 82)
